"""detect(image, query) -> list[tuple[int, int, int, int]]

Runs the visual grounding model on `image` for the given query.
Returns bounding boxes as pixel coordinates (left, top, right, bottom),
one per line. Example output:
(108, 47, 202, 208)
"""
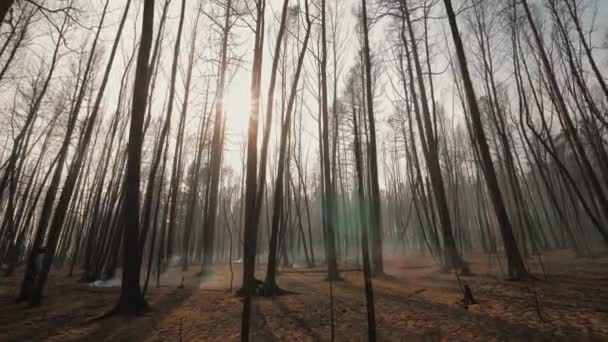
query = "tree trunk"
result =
(113, 0, 155, 315)
(263, 4, 312, 294)
(361, 0, 384, 276)
(202, 0, 233, 273)
(441, 0, 527, 279)
(321, 0, 340, 281)
(352, 100, 377, 341)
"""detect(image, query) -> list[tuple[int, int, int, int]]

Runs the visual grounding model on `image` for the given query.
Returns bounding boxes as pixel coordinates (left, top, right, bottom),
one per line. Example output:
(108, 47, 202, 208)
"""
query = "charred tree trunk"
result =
(263, 1, 312, 295)
(202, 0, 233, 273)
(352, 100, 377, 341)
(113, 0, 155, 315)
(361, 0, 384, 276)
(441, 0, 528, 279)
(321, 0, 340, 281)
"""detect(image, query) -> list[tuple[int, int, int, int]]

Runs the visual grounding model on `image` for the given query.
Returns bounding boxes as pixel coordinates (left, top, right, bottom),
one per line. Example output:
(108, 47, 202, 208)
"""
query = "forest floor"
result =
(1, 250, 608, 341)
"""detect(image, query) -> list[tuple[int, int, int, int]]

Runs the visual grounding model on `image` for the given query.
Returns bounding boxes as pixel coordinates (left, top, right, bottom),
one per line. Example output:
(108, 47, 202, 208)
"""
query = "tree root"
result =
(506, 272, 539, 282)
(258, 282, 294, 297)
(235, 278, 264, 297)
(325, 275, 345, 282)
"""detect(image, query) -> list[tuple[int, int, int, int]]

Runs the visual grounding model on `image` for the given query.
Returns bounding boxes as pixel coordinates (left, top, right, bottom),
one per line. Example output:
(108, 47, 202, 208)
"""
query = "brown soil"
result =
(1, 250, 607, 341)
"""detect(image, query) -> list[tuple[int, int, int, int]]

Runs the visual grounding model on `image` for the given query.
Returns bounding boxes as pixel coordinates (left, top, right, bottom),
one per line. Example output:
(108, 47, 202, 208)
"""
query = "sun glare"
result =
(224, 73, 253, 137)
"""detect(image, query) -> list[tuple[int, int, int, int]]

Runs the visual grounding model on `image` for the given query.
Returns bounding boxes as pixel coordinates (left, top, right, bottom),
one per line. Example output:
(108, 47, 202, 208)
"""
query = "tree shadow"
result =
(78, 287, 199, 341)
(334, 276, 595, 340)
(272, 296, 324, 341)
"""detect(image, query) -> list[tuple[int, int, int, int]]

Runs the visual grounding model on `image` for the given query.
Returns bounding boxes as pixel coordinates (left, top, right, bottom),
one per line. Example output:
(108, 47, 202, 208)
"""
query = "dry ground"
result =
(1, 250, 607, 341)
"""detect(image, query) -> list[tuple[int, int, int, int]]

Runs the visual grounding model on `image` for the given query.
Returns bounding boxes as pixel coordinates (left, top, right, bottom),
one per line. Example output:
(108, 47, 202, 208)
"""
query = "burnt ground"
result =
(1, 250, 607, 341)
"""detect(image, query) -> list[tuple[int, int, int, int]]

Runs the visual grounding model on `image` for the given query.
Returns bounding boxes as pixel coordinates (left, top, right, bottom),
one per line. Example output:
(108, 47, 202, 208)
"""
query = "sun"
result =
(222, 71, 253, 168)
(224, 72, 253, 137)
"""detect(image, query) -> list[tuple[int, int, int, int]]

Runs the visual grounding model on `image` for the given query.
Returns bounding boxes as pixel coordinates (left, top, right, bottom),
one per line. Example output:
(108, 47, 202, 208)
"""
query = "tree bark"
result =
(113, 0, 155, 315)
(441, 0, 527, 279)
(361, 0, 384, 276)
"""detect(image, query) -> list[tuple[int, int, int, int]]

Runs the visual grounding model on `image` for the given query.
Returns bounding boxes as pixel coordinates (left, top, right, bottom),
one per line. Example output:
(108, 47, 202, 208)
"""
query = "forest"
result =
(0, 0, 607, 340)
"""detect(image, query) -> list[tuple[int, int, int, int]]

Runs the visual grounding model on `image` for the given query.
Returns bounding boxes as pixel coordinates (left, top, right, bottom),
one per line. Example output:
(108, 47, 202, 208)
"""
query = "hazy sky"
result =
(217, 0, 608, 175)
(4, 0, 607, 184)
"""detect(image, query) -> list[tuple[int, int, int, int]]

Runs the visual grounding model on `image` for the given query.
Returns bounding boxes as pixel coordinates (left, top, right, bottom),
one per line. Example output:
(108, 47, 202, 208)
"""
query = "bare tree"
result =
(113, 0, 155, 315)
(441, 0, 527, 279)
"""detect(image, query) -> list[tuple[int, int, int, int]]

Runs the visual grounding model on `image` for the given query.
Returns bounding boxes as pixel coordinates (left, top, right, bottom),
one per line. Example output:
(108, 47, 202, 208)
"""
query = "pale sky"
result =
(2, 0, 607, 186)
